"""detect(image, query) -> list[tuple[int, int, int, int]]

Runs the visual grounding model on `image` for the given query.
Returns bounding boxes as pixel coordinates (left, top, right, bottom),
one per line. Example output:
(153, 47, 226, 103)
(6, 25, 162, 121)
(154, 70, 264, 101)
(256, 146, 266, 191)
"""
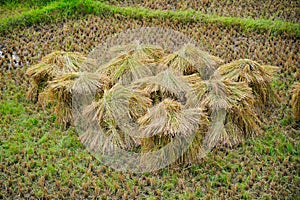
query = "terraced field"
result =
(106, 0, 300, 23)
(0, 0, 299, 199)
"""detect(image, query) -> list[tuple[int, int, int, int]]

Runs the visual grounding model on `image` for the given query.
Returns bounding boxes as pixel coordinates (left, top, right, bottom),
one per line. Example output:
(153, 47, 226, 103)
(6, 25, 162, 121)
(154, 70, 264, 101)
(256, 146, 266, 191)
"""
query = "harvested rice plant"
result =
(0, 0, 299, 199)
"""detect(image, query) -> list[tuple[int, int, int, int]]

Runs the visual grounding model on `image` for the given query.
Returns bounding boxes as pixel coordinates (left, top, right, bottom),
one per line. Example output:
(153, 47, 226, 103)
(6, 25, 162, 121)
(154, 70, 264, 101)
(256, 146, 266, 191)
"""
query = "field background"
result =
(0, 0, 299, 199)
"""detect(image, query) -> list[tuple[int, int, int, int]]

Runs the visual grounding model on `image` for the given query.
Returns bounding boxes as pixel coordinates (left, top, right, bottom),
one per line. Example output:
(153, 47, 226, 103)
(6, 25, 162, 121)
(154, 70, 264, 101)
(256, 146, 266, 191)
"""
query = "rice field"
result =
(0, 0, 299, 199)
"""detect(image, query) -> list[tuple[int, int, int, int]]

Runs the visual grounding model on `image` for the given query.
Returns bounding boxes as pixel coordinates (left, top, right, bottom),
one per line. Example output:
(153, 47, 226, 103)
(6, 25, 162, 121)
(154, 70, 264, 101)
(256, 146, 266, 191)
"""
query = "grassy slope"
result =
(104, 0, 300, 24)
(0, 0, 299, 37)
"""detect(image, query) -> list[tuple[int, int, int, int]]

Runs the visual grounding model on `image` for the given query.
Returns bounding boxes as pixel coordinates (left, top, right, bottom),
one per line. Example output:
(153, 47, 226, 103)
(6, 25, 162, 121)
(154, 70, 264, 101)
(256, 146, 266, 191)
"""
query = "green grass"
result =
(0, 0, 54, 20)
(0, 0, 299, 37)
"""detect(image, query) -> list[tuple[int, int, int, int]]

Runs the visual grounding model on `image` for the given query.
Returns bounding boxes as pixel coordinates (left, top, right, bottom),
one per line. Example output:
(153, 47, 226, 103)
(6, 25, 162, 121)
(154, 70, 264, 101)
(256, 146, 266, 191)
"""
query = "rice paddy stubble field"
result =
(0, 0, 299, 199)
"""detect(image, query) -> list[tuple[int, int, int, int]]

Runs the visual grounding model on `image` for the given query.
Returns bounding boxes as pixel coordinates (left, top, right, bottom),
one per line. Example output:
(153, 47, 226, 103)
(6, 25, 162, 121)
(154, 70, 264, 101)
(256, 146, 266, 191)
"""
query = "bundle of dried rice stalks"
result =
(97, 41, 165, 85)
(215, 59, 279, 107)
(184, 74, 207, 107)
(98, 53, 154, 85)
(161, 43, 220, 78)
(109, 41, 165, 61)
(133, 69, 189, 102)
(26, 51, 95, 102)
(291, 82, 300, 122)
(188, 78, 261, 148)
(39, 72, 107, 127)
(138, 99, 207, 156)
(82, 84, 152, 150)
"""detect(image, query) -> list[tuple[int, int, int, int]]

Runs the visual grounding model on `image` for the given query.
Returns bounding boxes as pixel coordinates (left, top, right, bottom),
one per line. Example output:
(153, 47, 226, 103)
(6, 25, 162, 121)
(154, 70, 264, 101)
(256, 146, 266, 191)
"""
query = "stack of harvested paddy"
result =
(25, 37, 281, 166)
